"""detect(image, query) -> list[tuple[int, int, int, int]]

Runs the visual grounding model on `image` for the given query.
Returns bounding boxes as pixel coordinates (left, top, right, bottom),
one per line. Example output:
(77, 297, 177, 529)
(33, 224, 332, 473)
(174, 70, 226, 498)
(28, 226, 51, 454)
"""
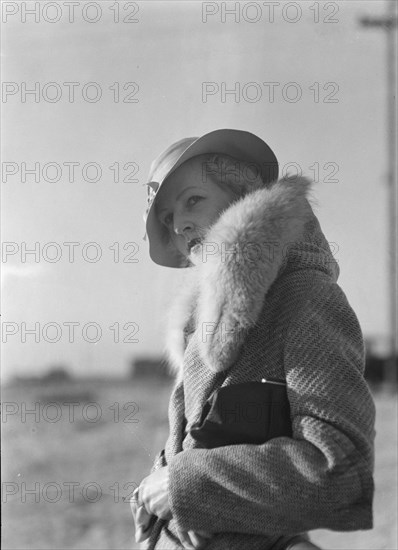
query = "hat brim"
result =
(144, 128, 279, 268)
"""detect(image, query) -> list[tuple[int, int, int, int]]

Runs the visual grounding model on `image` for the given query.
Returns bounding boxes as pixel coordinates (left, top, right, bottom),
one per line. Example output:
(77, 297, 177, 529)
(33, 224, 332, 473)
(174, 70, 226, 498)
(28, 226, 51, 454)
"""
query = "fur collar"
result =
(164, 176, 316, 377)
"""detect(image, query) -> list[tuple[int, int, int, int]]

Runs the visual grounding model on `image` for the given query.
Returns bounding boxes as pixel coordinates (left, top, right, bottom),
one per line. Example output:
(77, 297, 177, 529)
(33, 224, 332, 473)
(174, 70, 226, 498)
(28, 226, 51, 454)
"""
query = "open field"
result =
(1, 378, 397, 550)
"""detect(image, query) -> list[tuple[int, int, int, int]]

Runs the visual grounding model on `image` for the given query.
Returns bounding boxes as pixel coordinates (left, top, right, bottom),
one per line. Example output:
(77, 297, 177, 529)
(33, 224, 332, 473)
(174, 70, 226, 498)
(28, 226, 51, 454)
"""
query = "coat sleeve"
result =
(166, 284, 376, 536)
(149, 448, 166, 474)
(148, 376, 186, 475)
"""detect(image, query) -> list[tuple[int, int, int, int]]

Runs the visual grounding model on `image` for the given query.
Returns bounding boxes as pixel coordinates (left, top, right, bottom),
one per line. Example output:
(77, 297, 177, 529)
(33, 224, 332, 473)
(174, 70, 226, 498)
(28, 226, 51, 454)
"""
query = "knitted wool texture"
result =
(143, 177, 376, 550)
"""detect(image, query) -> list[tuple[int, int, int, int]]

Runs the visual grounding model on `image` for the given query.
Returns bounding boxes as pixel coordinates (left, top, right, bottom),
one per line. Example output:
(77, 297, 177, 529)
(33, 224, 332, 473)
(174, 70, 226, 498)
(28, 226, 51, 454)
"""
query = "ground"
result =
(1, 378, 397, 549)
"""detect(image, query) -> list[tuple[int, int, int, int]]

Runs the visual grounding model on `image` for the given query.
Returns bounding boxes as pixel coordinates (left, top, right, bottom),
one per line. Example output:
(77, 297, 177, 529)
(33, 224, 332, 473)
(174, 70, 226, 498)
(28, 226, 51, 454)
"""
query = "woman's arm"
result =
(166, 283, 376, 536)
(149, 448, 166, 474)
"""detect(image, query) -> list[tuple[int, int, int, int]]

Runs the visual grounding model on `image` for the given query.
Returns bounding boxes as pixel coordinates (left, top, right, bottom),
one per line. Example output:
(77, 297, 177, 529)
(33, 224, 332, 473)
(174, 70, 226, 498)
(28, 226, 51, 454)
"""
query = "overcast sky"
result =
(2, 0, 393, 379)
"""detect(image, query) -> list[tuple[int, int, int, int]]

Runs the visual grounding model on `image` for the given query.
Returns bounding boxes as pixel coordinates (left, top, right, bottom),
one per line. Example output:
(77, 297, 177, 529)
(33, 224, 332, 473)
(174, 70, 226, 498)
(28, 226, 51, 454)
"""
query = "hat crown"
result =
(148, 137, 198, 186)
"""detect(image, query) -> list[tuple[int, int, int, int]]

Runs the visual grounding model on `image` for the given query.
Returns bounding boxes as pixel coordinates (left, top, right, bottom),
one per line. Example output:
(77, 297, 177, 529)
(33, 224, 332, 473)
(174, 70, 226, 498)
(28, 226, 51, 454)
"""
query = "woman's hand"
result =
(139, 465, 173, 520)
(131, 466, 172, 543)
(132, 505, 156, 543)
(131, 466, 213, 548)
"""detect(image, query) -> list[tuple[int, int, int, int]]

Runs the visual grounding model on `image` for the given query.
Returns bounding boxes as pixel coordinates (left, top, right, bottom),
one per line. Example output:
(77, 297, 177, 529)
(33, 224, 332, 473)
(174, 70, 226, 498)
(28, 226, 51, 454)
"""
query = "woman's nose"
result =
(173, 214, 194, 236)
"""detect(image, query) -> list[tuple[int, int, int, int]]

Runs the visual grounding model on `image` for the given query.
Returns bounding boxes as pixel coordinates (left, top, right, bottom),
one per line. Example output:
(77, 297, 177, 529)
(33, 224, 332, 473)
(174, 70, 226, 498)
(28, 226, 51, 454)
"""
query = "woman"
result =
(130, 129, 376, 550)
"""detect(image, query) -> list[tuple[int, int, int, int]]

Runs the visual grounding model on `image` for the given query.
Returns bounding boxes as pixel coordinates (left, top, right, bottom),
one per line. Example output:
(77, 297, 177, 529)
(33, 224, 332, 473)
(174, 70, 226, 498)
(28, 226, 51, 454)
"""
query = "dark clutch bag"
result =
(189, 379, 292, 449)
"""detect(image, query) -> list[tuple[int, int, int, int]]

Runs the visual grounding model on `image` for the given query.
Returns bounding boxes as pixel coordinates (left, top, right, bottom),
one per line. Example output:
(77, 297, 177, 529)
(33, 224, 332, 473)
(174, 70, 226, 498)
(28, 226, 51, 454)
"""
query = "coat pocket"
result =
(189, 380, 292, 449)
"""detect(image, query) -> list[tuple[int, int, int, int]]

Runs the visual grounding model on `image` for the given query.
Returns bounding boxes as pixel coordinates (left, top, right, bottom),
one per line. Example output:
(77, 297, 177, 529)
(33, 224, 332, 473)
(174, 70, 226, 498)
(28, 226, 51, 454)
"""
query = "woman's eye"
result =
(161, 196, 202, 226)
(163, 213, 173, 226)
(187, 196, 202, 207)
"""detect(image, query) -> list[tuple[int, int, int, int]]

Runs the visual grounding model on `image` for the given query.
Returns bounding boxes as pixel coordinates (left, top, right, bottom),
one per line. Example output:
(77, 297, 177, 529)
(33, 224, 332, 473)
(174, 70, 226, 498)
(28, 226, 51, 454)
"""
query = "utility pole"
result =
(359, 1, 398, 387)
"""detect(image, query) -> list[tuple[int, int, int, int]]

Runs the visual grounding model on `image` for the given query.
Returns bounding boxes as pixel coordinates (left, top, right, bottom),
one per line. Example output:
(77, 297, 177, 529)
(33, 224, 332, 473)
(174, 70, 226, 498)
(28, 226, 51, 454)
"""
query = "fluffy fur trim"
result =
(165, 177, 314, 376)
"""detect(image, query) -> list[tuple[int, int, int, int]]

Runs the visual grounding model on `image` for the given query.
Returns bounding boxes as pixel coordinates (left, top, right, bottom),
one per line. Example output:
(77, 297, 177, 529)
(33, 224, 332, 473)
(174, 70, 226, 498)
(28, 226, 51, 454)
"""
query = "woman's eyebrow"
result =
(157, 186, 201, 215)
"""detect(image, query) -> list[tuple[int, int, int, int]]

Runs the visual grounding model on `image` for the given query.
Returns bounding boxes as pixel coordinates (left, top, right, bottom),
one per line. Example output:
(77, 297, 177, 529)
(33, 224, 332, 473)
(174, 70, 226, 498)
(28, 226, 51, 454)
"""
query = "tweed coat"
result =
(143, 176, 376, 550)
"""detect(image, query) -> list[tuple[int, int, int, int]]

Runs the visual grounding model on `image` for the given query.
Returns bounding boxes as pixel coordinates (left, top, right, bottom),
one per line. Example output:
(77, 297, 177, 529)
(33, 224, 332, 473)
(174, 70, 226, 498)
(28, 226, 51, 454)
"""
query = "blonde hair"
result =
(200, 153, 266, 199)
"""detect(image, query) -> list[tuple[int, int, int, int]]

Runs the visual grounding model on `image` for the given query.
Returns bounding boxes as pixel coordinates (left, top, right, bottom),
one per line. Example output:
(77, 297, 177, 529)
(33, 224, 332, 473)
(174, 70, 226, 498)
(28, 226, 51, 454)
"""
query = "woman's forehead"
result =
(171, 155, 207, 182)
(155, 157, 208, 207)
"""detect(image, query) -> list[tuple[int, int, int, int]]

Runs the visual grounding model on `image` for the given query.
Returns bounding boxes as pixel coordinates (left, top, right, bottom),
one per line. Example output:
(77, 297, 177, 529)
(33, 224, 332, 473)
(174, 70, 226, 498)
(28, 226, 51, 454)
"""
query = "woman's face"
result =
(155, 156, 237, 260)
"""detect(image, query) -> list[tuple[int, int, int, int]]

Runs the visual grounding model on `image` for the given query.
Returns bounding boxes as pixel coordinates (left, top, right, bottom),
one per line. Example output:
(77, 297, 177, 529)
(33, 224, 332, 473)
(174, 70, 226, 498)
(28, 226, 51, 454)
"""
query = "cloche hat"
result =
(143, 129, 279, 268)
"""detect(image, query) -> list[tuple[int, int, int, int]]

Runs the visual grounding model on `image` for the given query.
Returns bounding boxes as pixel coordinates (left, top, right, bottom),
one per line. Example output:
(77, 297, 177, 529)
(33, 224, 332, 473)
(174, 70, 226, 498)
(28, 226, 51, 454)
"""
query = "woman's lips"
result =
(188, 237, 202, 253)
